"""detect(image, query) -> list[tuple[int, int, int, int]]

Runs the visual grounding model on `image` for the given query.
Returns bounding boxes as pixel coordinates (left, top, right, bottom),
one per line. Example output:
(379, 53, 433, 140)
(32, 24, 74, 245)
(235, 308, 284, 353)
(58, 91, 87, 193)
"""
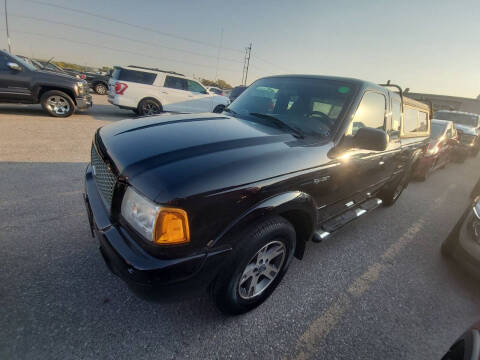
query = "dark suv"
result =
(0, 50, 92, 117)
(84, 75, 430, 314)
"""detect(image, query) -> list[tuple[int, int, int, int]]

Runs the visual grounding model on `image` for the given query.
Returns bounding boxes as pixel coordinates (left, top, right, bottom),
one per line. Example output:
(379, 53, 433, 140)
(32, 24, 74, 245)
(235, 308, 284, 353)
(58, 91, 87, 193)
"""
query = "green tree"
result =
(200, 78, 232, 89)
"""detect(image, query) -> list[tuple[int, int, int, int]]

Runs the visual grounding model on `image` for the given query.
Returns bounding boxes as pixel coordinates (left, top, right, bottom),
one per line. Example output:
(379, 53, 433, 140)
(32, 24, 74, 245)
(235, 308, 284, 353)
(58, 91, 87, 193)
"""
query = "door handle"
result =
(379, 160, 385, 166)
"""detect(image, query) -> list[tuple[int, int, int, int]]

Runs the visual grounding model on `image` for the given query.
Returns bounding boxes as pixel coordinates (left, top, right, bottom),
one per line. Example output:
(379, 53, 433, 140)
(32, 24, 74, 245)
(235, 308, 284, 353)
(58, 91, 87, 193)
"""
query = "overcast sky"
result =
(3, 0, 480, 97)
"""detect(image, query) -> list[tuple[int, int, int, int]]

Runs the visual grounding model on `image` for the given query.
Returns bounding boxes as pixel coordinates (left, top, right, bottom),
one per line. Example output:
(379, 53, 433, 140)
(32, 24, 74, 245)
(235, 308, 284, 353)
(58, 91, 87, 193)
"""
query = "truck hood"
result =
(36, 69, 78, 81)
(98, 113, 331, 202)
(454, 123, 478, 135)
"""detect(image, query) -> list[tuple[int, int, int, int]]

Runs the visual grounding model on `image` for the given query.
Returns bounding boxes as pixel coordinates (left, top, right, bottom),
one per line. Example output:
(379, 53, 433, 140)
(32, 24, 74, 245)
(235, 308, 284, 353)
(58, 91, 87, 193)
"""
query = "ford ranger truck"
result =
(84, 75, 430, 314)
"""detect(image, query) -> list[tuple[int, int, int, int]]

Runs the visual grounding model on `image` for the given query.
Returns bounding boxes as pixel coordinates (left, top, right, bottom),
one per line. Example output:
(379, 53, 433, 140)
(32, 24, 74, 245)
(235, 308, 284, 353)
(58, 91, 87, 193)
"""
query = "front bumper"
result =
(83, 164, 231, 294)
(76, 95, 93, 110)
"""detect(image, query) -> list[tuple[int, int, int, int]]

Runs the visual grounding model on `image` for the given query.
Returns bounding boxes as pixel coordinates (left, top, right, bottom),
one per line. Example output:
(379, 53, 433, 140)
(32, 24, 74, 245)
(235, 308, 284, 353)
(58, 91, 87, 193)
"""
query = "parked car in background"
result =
(413, 119, 458, 180)
(206, 86, 224, 96)
(442, 176, 480, 281)
(229, 85, 247, 102)
(0, 50, 92, 117)
(107, 65, 230, 116)
(84, 75, 430, 314)
(84, 72, 109, 95)
(434, 110, 480, 156)
(441, 320, 480, 360)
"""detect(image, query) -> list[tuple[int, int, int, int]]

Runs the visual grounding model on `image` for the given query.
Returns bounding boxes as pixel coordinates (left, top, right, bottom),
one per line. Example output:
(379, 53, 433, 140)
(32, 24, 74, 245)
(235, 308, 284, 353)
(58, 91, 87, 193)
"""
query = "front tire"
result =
(40, 90, 75, 117)
(211, 216, 296, 315)
(94, 83, 107, 95)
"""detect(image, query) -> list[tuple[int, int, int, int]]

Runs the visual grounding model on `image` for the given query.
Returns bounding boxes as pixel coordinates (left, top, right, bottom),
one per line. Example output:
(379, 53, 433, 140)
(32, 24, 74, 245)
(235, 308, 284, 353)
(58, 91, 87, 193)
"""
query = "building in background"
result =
(405, 92, 480, 115)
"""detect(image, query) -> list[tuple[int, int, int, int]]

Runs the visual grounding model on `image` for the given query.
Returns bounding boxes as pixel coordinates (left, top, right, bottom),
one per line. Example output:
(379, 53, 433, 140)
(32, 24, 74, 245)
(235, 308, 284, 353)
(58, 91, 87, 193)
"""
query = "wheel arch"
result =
(212, 191, 317, 260)
(36, 86, 77, 105)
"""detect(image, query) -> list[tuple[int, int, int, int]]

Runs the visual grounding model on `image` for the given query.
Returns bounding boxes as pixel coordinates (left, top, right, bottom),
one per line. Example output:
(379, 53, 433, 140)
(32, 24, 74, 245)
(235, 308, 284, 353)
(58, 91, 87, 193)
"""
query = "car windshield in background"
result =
(228, 77, 355, 137)
(430, 123, 446, 139)
(10, 54, 37, 71)
(435, 112, 479, 127)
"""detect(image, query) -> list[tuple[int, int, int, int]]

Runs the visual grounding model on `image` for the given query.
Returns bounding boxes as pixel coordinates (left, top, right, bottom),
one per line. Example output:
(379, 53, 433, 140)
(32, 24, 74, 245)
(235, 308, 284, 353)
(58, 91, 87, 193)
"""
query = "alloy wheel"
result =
(238, 240, 286, 300)
(46, 96, 70, 115)
(142, 102, 159, 115)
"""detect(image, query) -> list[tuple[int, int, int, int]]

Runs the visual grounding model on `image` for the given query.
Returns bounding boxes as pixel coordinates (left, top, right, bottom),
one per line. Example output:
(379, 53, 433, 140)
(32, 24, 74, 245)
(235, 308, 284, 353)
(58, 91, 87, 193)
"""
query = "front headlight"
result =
(76, 81, 85, 95)
(121, 187, 190, 245)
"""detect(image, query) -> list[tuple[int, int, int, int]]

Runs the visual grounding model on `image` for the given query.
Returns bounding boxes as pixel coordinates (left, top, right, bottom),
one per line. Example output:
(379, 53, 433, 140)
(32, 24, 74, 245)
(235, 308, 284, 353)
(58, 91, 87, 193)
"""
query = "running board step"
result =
(312, 198, 382, 243)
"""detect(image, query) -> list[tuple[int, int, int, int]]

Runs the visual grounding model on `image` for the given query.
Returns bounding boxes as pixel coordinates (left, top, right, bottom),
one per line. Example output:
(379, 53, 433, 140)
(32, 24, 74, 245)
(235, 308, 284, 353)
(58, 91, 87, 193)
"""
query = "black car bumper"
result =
(83, 164, 231, 295)
(76, 95, 93, 110)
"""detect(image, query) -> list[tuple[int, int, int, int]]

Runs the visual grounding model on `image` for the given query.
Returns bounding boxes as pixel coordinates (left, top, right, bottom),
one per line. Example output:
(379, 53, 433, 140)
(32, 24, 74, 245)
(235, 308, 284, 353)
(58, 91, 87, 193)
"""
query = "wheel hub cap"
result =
(46, 96, 70, 115)
(238, 240, 286, 300)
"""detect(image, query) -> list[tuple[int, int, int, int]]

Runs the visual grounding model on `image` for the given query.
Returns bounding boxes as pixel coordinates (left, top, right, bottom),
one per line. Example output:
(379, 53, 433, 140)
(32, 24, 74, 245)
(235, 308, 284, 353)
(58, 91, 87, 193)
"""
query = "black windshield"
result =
(228, 77, 356, 137)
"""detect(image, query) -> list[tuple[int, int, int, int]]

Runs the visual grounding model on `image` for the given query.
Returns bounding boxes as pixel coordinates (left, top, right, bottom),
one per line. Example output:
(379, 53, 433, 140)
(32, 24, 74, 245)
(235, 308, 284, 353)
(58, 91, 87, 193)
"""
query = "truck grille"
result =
(91, 144, 117, 210)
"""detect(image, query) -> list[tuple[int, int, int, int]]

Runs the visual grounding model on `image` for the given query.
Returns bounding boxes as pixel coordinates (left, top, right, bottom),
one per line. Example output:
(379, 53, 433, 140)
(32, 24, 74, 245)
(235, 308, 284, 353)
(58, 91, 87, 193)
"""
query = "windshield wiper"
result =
(249, 112, 304, 139)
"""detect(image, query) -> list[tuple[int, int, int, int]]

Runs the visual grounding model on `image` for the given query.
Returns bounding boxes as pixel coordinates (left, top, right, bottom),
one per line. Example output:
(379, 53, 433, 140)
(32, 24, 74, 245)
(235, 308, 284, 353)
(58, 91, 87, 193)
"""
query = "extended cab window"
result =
(164, 76, 187, 91)
(187, 80, 207, 93)
(112, 68, 156, 85)
(391, 98, 401, 135)
(404, 107, 428, 133)
(347, 92, 386, 136)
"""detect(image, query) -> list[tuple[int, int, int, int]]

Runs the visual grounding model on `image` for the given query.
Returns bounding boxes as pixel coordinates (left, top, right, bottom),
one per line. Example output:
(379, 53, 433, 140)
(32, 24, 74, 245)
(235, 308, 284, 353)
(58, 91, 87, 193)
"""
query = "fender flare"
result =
(211, 191, 317, 260)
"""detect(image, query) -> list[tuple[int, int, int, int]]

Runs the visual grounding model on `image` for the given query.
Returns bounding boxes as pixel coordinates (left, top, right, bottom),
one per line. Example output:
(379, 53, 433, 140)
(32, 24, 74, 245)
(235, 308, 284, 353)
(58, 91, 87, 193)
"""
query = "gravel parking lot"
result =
(1, 97, 479, 359)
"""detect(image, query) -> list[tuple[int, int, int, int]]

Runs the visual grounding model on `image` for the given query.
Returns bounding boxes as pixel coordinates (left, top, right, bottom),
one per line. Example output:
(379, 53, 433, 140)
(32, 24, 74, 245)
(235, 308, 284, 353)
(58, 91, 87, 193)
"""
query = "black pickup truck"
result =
(84, 75, 430, 314)
(0, 50, 92, 117)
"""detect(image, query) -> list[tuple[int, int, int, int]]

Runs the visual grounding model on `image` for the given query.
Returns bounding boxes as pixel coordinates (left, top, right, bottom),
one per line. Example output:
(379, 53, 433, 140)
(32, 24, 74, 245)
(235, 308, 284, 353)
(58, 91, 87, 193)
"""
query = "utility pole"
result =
(241, 46, 247, 85)
(214, 28, 223, 83)
(244, 43, 252, 86)
(4, 0, 11, 53)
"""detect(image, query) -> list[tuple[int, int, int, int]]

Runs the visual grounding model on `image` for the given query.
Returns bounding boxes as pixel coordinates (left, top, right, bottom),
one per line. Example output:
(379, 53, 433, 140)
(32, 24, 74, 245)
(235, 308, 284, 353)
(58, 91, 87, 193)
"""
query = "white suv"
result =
(108, 66, 230, 115)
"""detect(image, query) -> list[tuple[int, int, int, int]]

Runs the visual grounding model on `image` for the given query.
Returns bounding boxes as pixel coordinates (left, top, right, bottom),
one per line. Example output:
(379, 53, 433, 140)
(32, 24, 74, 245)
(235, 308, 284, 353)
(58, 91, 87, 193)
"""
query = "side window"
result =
(117, 69, 156, 84)
(0, 54, 12, 71)
(347, 92, 386, 136)
(187, 80, 206, 93)
(404, 107, 418, 132)
(164, 76, 187, 91)
(391, 98, 401, 135)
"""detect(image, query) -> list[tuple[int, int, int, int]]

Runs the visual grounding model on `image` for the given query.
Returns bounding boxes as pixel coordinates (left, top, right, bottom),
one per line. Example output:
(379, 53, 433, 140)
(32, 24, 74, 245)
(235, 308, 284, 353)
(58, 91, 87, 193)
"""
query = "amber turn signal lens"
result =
(153, 208, 190, 245)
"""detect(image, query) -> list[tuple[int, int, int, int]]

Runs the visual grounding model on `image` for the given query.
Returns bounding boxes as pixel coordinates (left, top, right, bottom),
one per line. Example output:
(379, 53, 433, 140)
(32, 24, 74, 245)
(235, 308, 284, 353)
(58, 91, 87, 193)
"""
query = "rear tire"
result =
(94, 83, 107, 95)
(137, 99, 162, 116)
(211, 216, 296, 315)
(213, 105, 225, 113)
(40, 90, 75, 117)
(379, 170, 410, 206)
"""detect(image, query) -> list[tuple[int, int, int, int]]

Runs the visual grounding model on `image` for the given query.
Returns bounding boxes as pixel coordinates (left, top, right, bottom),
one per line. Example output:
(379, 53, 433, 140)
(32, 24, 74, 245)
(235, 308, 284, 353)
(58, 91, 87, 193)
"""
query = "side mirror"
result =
(7, 62, 22, 72)
(353, 127, 388, 151)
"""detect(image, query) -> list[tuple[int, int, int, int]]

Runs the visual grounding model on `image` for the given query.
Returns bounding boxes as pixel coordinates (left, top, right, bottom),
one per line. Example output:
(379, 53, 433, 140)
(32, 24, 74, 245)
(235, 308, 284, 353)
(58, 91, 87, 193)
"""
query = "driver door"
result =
(0, 53, 33, 102)
(315, 91, 390, 221)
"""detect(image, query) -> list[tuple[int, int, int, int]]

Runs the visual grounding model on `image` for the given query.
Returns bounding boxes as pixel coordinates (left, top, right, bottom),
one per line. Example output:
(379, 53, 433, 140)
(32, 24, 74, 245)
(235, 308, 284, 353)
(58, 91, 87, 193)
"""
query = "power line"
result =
(12, 29, 239, 73)
(22, 0, 245, 54)
(9, 13, 244, 64)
